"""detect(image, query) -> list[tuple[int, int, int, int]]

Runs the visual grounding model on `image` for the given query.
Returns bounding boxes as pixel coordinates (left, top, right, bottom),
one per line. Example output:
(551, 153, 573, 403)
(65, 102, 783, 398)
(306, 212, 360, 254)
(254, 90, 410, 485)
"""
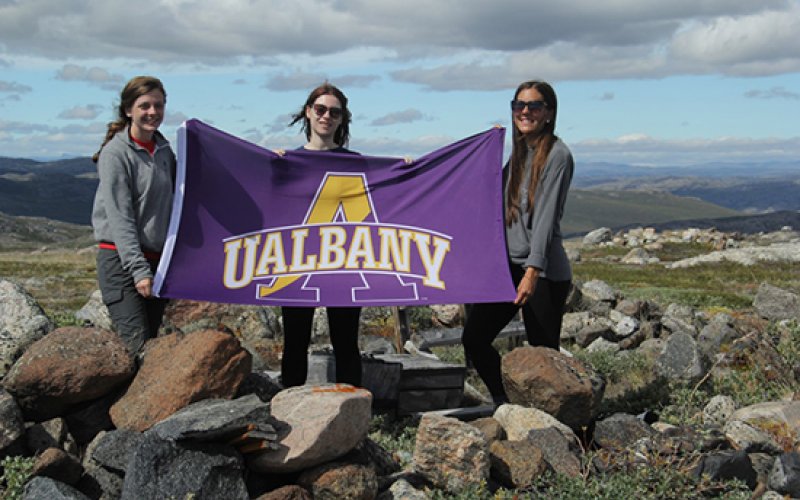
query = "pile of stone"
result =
(3, 258, 800, 497)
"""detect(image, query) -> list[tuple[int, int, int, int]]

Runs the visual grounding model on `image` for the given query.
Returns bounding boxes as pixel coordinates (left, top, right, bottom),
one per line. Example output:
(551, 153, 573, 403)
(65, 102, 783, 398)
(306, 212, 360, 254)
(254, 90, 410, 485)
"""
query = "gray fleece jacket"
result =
(505, 138, 574, 281)
(91, 127, 175, 283)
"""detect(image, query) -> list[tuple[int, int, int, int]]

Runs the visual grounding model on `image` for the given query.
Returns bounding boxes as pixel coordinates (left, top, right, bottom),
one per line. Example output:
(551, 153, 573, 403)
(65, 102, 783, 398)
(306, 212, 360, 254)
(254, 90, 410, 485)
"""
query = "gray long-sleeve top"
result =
(91, 128, 175, 283)
(505, 138, 574, 281)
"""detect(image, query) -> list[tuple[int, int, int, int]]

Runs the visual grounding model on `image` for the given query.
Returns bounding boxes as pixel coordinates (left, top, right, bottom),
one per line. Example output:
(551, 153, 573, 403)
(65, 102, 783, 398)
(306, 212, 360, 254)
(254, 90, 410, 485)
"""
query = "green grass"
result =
(573, 243, 800, 311)
(562, 190, 739, 235)
(0, 250, 97, 323)
(0, 455, 35, 500)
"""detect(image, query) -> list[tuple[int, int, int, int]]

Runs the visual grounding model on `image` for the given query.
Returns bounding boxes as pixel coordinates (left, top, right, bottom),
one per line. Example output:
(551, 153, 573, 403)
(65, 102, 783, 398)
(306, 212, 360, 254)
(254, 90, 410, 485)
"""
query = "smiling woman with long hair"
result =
(91, 75, 176, 358)
(461, 80, 574, 404)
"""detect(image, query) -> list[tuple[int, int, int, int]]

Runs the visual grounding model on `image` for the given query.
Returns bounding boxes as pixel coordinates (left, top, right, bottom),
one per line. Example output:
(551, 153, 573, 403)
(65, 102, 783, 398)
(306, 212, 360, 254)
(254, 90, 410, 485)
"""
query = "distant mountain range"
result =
(1, 156, 798, 242)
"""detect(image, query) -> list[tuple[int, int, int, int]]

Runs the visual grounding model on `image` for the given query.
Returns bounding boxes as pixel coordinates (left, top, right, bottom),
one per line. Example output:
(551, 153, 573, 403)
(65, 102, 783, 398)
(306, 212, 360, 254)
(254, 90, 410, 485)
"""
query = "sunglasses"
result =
(311, 103, 343, 119)
(510, 100, 547, 113)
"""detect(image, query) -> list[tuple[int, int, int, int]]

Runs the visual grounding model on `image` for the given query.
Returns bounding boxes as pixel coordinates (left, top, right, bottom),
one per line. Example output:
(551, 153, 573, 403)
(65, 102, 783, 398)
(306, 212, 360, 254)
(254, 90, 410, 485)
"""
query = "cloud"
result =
(55, 64, 125, 89)
(0, 80, 32, 93)
(266, 113, 296, 133)
(572, 134, 800, 166)
(263, 71, 329, 91)
(370, 109, 426, 126)
(0, 0, 794, 83)
(57, 104, 103, 120)
(597, 92, 615, 101)
(744, 86, 800, 100)
(263, 71, 379, 92)
(163, 111, 190, 127)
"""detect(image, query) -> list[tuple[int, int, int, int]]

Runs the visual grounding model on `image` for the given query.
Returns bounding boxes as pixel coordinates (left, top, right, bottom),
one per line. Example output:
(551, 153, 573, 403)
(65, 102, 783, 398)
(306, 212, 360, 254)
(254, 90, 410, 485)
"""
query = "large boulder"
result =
(0, 279, 54, 377)
(4, 327, 134, 421)
(247, 384, 372, 473)
(120, 432, 248, 500)
(502, 346, 605, 429)
(110, 330, 251, 431)
(754, 283, 800, 322)
(412, 414, 489, 493)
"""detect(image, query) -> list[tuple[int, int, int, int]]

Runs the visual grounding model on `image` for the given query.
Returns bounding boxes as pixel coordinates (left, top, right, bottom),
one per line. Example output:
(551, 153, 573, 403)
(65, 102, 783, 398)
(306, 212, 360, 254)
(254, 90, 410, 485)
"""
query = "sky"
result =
(0, 0, 799, 166)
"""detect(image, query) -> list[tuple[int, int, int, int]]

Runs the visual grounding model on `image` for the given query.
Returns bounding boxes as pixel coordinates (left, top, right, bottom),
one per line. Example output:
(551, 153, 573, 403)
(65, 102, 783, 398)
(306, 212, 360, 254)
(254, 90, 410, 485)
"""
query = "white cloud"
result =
(0, 80, 32, 93)
(370, 109, 426, 126)
(57, 104, 103, 120)
(55, 64, 125, 89)
(744, 86, 800, 100)
(0, 0, 794, 84)
(572, 135, 800, 166)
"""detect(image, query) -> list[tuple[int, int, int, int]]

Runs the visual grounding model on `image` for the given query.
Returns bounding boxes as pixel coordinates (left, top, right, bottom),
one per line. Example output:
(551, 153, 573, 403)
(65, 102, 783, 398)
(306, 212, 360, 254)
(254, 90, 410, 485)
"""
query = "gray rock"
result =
(22, 476, 91, 500)
(0, 387, 24, 452)
(235, 371, 283, 403)
(698, 314, 740, 359)
(148, 394, 276, 444)
(84, 429, 143, 474)
(754, 283, 800, 322)
(0, 279, 54, 377)
(120, 433, 248, 500)
(592, 413, 656, 450)
(723, 420, 782, 454)
(769, 452, 800, 496)
(609, 311, 639, 339)
(580, 280, 617, 303)
(75, 462, 123, 500)
(655, 331, 705, 381)
(661, 303, 698, 336)
(378, 478, 428, 500)
(582, 227, 612, 246)
(703, 395, 736, 427)
(527, 427, 582, 477)
(585, 337, 620, 354)
(74, 290, 113, 331)
(493, 404, 578, 445)
(489, 439, 549, 488)
(692, 450, 757, 490)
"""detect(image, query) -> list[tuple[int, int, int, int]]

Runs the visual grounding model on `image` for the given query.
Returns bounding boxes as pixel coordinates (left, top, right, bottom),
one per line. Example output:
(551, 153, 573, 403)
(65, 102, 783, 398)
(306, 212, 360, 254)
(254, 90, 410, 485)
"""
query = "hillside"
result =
(0, 212, 93, 250)
(562, 189, 739, 235)
(0, 156, 97, 225)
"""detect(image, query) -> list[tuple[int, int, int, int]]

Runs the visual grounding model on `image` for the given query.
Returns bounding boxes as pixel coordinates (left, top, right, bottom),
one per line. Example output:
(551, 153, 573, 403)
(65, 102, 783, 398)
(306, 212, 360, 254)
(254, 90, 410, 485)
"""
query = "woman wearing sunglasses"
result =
(462, 80, 574, 405)
(279, 82, 363, 388)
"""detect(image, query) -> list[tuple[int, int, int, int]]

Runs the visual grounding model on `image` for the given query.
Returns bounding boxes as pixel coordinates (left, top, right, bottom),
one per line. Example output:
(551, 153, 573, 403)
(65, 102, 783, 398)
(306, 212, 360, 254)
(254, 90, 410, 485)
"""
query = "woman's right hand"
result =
(273, 148, 286, 157)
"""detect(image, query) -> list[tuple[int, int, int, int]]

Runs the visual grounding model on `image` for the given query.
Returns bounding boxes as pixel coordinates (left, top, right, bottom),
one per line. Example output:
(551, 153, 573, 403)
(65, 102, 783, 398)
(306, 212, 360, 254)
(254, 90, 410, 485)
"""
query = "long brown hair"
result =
(92, 76, 167, 163)
(290, 82, 352, 147)
(505, 80, 558, 226)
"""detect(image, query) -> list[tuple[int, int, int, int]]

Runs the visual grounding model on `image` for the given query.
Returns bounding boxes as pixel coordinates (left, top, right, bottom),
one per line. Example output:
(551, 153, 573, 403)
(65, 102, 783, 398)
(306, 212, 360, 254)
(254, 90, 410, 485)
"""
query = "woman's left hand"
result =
(135, 277, 153, 298)
(514, 267, 539, 305)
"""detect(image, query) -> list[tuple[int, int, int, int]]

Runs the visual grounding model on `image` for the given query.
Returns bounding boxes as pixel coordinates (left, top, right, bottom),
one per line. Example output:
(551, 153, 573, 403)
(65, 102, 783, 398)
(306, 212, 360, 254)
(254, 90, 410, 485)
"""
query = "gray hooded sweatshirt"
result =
(91, 127, 175, 283)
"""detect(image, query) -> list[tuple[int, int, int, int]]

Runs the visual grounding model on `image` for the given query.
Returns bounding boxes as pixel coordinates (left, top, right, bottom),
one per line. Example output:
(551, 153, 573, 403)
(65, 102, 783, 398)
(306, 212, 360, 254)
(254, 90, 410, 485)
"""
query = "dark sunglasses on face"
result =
(312, 103, 343, 119)
(510, 100, 547, 113)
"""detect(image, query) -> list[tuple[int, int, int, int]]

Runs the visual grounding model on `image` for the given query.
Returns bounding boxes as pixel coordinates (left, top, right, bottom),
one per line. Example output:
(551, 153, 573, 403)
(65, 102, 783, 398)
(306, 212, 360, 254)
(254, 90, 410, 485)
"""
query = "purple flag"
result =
(154, 119, 515, 306)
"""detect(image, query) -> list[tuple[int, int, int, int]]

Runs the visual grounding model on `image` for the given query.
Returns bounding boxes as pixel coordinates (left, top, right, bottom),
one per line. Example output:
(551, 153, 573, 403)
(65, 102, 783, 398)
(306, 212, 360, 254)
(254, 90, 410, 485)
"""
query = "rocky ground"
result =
(0, 225, 799, 499)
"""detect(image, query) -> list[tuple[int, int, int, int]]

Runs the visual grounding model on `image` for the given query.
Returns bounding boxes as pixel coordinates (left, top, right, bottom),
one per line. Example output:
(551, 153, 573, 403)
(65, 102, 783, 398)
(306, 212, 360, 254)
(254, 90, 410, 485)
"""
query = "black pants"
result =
(461, 263, 570, 402)
(96, 248, 168, 355)
(280, 306, 362, 387)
